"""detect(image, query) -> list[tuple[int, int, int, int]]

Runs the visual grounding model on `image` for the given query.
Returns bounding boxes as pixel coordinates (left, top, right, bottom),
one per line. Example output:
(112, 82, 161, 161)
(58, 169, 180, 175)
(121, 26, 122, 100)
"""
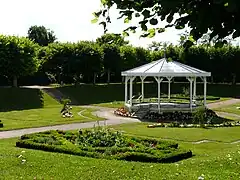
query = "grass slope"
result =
(0, 88, 102, 131)
(0, 88, 44, 111)
(1, 127, 240, 179)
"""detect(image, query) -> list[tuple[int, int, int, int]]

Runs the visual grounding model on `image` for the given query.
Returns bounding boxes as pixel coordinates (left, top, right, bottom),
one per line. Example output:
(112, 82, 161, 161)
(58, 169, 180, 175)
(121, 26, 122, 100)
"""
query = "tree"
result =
(96, 33, 129, 46)
(147, 41, 162, 51)
(76, 41, 103, 84)
(93, 0, 240, 46)
(0, 35, 39, 87)
(28, 25, 56, 46)
(102, 44, 121, 83)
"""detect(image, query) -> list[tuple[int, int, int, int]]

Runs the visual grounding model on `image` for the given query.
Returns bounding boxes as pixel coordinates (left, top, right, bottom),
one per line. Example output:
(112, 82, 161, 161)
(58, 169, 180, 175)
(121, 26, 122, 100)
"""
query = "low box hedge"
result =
(0, 120, 3, 128)
(16, 129, 192, 163)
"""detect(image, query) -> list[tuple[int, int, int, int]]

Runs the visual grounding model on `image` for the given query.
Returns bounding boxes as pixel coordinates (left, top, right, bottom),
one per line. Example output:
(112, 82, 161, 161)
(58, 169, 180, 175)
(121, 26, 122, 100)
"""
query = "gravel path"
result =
(0, 108, 140, 139)
(1, 86, 240, 140)
(207, 98, 240, 109)
(216, 111, 240, 119)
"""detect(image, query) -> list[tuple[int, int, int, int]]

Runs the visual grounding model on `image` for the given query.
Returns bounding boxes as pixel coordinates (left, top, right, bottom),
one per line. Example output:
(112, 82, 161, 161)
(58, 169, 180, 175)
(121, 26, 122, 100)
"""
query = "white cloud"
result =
(0, 0, 185, 46)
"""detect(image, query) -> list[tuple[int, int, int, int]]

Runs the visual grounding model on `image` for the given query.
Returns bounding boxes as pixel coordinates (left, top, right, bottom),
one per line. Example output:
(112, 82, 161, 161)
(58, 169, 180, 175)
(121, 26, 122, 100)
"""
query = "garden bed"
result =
(16, 127, 192, 163)
(147, 121, 240, 128)
(143, 109, 222, 123)
(114, 107, 131, 117)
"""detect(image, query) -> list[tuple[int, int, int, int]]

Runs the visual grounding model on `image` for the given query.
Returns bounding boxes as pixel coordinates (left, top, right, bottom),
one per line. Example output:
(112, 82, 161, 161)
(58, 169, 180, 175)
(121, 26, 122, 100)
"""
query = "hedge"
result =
(0, 120, 3, 128)
(16, 130, 192, 163)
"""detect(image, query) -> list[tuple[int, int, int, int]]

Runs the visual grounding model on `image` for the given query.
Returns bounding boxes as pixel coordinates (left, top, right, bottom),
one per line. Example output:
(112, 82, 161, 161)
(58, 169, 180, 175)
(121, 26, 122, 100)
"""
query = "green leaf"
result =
(122, 31, 129, 37)
(147, 28, 155, 38)
(188, 36, 195, 42)
(183, 40, 194, 48)
(157, 28, 165, 33)
(175, 25, 184, 29)
(141, 24, 148, 31)
(215, 40, 227, 48)
(99, 22, 107, 30)
(149, 18, 158, 25)
(166, 14, 174, 23)
(135, 13, 141, 17)
(93, 11, 102, 18)
(100, 0, 108, 5)
(140, 33, 150, 38)
(142, 9, 151, 19)
(124, 17, 130, 23)
(103, 9, 108, 17)
(91, 18, 98, 24)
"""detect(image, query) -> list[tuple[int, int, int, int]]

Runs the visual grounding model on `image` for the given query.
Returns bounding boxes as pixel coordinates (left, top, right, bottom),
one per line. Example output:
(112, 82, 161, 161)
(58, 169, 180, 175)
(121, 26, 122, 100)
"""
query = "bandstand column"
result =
(187, 77, 194, 112)
(203, 77, 207, 107)
(124, 76, 129, 104)
(129, 77, 135, 107)
(193, 77, 197, 100)
(167, 77, 173, 99)
(154, 77, 163, 113)
(140, 76, 146, 102)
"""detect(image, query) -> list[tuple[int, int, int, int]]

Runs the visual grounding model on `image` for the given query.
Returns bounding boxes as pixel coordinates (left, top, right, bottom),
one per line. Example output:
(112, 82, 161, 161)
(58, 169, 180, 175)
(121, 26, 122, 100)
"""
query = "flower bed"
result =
(0, 120, 3, 128)
(147, 121, 240, 128)
(143, 109, 219, 124)
(16, 127, 192, 163)
(114, 107, 131, 117)
(143, 111, 193, 123)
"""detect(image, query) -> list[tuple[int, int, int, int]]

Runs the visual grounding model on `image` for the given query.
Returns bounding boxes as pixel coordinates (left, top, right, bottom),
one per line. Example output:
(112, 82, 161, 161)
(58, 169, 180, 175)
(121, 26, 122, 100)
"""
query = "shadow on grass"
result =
(0, 87, 44, 112)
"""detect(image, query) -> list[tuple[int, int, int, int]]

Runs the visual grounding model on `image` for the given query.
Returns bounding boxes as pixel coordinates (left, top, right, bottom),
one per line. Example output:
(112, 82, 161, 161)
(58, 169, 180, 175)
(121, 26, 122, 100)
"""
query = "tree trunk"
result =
(211, 76, 214, 83)
(93, 73, 97, 84)
(232, 73, 236, 85)
(13, 76, 18, 87)
(107, 69, 111, 84)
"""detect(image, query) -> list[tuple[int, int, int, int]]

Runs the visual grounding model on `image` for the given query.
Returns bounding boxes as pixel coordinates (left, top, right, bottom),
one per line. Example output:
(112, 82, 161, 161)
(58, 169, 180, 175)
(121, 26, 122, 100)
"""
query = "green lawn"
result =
(214, 103, 240, 116)
(0, 88, 102, 131)
(113, 123, 240, 143)
(0, 106, 101, 131)
(1, 124, 240, 179)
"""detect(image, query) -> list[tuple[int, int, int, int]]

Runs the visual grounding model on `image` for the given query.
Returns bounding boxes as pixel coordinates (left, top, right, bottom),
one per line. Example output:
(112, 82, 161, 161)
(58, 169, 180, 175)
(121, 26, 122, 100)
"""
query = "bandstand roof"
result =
(121, 58, 211, 77)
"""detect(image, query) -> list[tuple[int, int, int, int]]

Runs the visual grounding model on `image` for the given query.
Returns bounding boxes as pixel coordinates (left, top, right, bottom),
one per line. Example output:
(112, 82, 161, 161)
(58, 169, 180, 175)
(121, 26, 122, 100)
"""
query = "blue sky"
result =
(0, 0, 186, 48)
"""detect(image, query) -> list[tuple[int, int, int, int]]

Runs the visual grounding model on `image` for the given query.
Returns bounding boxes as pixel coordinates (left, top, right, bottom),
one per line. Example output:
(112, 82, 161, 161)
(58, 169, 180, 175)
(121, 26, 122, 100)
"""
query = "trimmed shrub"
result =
(16, 128, 192, 163)
(0, 120, 3, 128)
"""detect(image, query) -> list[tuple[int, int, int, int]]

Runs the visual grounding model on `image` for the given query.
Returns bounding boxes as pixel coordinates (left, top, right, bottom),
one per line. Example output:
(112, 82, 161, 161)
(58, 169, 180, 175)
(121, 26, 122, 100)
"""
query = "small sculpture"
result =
(61, 98, 73, 118)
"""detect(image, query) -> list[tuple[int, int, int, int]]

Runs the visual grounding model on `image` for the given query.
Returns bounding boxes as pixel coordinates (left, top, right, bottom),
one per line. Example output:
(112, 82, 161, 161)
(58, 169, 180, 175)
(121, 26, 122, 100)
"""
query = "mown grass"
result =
(1, 126, 240, 179)
(0, 88, 102, 131)
(113, 123, 240, 143)
(0, 106, 101, 131)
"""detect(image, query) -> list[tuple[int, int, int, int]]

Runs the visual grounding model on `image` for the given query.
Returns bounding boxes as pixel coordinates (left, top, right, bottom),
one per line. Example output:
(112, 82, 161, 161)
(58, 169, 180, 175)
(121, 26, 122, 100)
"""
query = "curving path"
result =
(0, 107, 141, 139)
(207, 98, 240, 109)
(1, 86, 240, 140)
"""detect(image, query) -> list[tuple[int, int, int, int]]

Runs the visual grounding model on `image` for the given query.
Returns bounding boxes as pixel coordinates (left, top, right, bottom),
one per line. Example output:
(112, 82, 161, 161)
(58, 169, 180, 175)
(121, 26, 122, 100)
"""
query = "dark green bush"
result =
(0, 120, 3, 128)
(193, 107, 217, 126)
(16, 128, 192, 163)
